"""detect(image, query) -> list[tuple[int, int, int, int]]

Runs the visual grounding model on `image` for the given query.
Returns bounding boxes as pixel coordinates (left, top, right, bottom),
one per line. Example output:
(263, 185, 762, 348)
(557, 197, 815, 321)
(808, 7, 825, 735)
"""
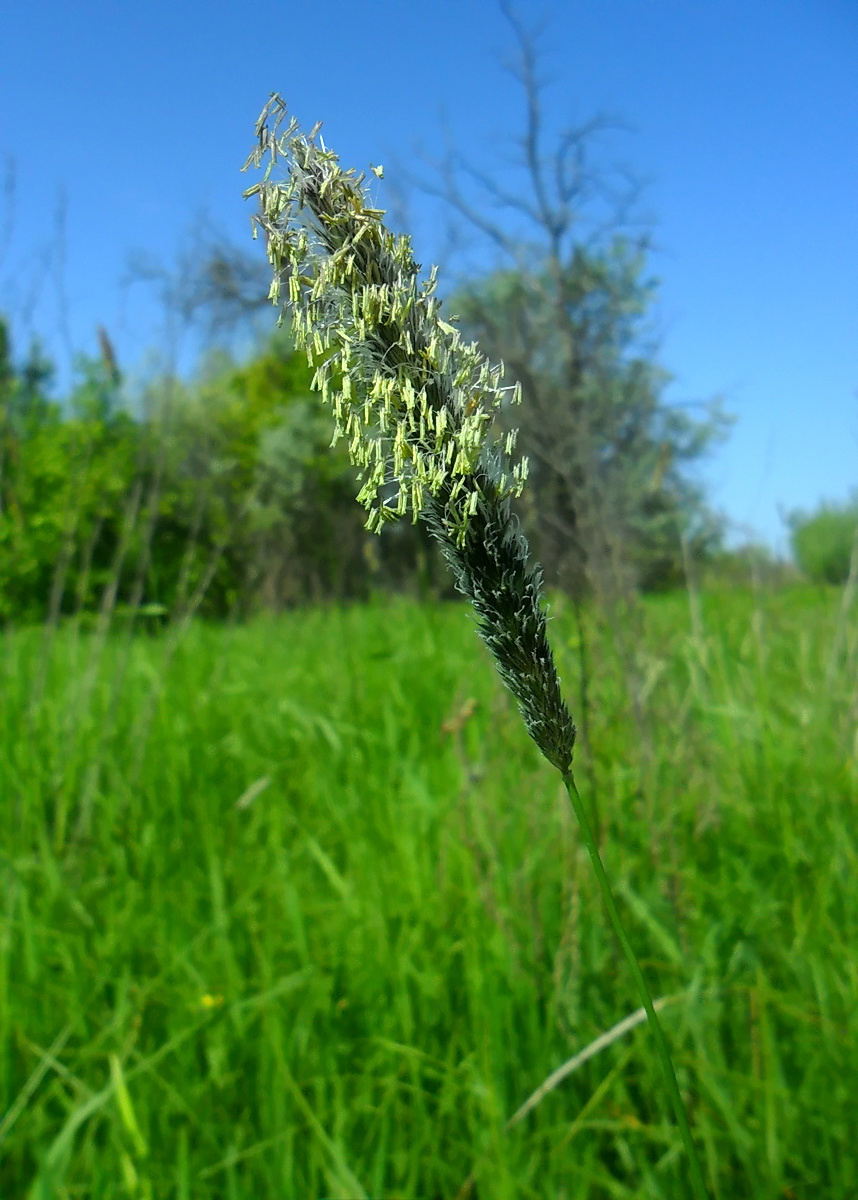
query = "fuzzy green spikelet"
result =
(243, 94, 575, 773)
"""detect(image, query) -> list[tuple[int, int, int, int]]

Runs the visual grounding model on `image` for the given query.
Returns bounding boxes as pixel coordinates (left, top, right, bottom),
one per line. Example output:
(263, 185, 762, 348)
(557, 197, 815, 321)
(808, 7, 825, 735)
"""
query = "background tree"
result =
(149, 330, 370, 614)
(406, 2, 727, 604)
(0, 318, 139, 624)
(0, 316, 378, 626)
(789, 499, 858, 586)
(450, 251, 725, 599)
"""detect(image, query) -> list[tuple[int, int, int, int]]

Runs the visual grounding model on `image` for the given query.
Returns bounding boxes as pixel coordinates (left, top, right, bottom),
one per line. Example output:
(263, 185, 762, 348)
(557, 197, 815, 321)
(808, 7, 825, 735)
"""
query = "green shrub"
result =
(789, 500, 858, 584)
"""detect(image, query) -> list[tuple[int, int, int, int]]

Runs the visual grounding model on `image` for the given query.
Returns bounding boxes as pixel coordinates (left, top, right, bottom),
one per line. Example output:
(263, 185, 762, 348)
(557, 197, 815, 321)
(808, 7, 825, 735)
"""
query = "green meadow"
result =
(2, 584, 857, 1198)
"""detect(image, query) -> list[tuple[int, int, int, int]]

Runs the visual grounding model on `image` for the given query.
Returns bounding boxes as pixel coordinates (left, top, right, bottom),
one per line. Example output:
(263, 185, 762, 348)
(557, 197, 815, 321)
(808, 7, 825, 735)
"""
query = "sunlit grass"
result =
(2, 585, 857, 1197)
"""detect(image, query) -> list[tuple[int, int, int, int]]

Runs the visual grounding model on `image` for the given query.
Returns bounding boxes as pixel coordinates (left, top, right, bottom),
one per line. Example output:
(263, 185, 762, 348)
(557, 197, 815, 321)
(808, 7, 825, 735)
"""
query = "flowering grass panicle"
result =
(242, 94, 575, 774)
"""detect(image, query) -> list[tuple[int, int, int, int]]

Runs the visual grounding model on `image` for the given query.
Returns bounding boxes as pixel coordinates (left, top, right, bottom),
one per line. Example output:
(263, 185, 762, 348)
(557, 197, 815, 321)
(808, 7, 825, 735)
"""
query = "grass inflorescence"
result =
(242, 95, 575, 776)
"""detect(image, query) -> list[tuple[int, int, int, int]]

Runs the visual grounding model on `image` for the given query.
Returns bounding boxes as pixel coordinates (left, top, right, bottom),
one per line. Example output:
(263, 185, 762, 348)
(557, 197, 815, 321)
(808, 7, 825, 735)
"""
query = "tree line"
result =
(0, 253, 851, 630)
(0, 231, 729, 631)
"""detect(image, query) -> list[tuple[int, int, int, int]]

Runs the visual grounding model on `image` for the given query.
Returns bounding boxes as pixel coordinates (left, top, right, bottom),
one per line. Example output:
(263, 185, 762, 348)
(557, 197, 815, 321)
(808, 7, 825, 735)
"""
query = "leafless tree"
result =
(399, 1, 723, 610)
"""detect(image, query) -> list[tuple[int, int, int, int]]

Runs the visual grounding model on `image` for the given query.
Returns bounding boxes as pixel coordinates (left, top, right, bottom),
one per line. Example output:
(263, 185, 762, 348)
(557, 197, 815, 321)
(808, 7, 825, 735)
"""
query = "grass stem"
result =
(562, 770, 709, 1199)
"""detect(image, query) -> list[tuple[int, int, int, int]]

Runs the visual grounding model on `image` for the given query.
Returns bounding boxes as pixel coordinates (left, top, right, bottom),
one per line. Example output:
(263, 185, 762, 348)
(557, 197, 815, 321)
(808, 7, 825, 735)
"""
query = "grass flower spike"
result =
(242, 94, 575, 774)
(243, 95, 708, 1199)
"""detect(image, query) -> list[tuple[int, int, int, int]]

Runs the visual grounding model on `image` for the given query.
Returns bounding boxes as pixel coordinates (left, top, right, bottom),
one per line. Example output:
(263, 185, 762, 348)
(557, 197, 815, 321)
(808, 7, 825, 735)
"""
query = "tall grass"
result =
(2, 583, 858, 1197)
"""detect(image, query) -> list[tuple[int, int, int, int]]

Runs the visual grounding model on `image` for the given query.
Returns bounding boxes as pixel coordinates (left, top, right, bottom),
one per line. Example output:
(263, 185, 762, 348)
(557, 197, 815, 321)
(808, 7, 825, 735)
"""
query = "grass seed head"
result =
(244, 94, 575, 774)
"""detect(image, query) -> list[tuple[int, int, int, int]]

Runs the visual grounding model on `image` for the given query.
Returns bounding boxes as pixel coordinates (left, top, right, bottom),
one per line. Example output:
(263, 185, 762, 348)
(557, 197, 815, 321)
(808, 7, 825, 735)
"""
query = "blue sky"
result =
(1, 0, 856, 551)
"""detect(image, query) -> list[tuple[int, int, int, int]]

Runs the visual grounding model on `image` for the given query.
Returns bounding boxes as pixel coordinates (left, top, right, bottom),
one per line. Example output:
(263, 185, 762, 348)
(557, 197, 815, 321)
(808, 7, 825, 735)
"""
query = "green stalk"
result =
(563, 771, 709, 1200)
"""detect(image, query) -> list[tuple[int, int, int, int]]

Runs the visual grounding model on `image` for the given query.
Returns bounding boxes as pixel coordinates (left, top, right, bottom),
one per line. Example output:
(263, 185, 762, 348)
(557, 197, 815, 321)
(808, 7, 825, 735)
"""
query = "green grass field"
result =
(2, 585, 857, 1198)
